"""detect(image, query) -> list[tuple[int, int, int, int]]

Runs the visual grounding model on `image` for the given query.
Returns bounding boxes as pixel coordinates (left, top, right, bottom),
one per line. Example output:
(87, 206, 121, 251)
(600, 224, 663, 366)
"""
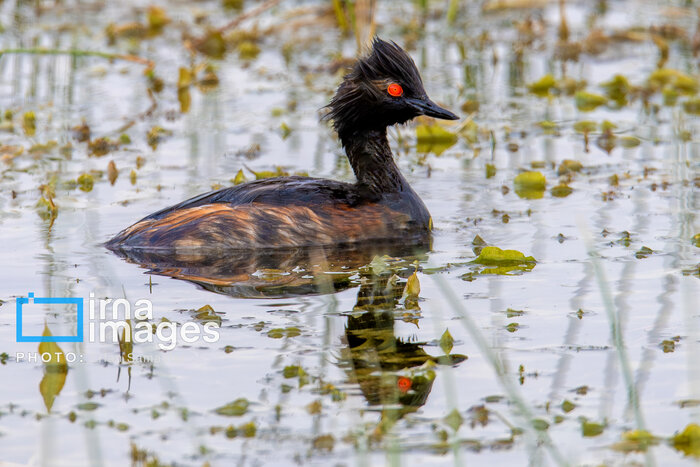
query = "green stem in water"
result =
(331, 0, 349, 33)
(0, 48, 153, 67)
(447, 0, 460, 25)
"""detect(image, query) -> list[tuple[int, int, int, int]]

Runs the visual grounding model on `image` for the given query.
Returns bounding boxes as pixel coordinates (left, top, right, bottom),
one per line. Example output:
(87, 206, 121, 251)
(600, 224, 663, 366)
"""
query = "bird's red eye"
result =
(387, 83, 403, 97)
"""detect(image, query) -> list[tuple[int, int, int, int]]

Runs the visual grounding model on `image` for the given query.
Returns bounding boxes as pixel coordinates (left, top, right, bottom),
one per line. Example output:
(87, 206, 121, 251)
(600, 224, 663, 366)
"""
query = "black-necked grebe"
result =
(106, 38, 458, 251)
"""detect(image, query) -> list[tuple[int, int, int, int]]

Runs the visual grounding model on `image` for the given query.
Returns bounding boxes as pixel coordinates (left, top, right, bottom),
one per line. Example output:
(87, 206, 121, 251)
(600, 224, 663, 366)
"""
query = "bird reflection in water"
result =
(109, 241, 429, 298)
(339, 264, 467, 437)
(109, 242, 467, 432)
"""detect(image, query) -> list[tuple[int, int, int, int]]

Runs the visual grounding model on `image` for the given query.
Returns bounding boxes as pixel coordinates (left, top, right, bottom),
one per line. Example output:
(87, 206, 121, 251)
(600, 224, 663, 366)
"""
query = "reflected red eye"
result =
(387, 83, 403, 97)
(397, 376, 412, 393)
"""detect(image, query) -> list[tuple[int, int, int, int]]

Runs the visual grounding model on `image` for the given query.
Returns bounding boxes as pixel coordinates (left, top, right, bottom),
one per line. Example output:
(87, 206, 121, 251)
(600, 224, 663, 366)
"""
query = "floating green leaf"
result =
(283, 365, 305, 378)
(557, 159, 583, 176)
(195, 30, 227, 59)
(194, 304, 222, 325)
(611, 429, 659, 453)
(77, 173, 94, 192)
(532, 418, 550, 431)
(485, 163, 496, 179)
(416, 124, 458, 155)
(561, 400, 575, 413)
(513, 171, 546, 199)
(663, 87, 679, 106)
(505, 308, 524, 318)
(23, 111, 36, 136)
(267, 327, 301, 339)
(527, 74, 556, 97)
(405, 271, 420, 298)
(683, 98, 700, 115)
(114, 422, 129, 431)
(237, 41, 260, 60)
(39, 325, 68, 412)
(223, 0, 245, 10)
(178, 87, 191, 113)
(581, 419, 605, 437)
(635, 246, 653, 259)
(623, 429, 656, 443)
(575, 91, 607, 111)
(620, 136, 641, 148)
(660, 339, 675, 353)
(439, 329, 454, 354)
(146, 6, 170, 32)
(649, 69, 698, 94)
(240, 421, 257, 437)
(214, 398, 250, 416)
(279, 122, 292, 139)
(573, 120, 597, 134)
(600, 120, 617, 132)
(473, 246, 536, 266)
(672, 423, 700, 457)
(600, 74, 630, 106)
(248, 166, 289, 180)
(551, 183, 573, 198)
(444, 409, 463, 431)
(461, 99, 479, 114)
(77, 402, 100, 411)
(147, 126, 172, 150)
(471, 246, 536, 275)
(88, 137, 120, 157)
(232, 169, 247, 185)
(538, 120, 558, 133)
(28, 141, 58, 156)
(312, 434, 334, 451)
(71, 120, 90, 142)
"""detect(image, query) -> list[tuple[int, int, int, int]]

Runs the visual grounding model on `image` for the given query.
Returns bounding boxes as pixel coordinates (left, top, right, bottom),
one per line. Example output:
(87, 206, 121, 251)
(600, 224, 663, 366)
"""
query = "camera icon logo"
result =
(16, 292, 84, 343)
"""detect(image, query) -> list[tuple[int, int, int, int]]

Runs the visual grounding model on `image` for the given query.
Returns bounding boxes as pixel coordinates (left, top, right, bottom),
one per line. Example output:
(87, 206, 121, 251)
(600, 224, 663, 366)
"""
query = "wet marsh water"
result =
(0, 0, 699, 465)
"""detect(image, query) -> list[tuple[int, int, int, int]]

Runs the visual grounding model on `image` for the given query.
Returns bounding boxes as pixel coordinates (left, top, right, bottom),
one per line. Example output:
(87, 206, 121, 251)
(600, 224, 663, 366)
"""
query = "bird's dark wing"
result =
(143, 176, 363, 222)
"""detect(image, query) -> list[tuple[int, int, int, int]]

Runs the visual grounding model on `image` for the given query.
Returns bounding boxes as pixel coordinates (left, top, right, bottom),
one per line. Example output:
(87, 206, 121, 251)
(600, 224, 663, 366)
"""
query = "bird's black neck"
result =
(341, 128, 408, 195)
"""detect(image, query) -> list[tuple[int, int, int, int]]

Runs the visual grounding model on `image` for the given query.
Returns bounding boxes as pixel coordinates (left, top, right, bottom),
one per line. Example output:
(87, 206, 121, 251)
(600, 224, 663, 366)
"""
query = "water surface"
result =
(0, 0, 698, 465)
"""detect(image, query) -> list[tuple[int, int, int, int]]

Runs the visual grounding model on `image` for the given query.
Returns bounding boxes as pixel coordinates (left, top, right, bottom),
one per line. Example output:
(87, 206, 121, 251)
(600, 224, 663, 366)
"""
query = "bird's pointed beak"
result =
(408, 97, 459, 120)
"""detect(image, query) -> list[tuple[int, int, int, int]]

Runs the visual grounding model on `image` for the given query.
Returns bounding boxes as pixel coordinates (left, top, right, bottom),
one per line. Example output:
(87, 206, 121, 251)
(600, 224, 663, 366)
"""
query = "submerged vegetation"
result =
(0, 0, 698, 466)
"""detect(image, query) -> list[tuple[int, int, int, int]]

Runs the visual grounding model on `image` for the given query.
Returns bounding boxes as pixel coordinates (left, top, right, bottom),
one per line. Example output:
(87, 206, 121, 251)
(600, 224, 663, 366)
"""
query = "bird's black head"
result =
(326, 38, 458, 144)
